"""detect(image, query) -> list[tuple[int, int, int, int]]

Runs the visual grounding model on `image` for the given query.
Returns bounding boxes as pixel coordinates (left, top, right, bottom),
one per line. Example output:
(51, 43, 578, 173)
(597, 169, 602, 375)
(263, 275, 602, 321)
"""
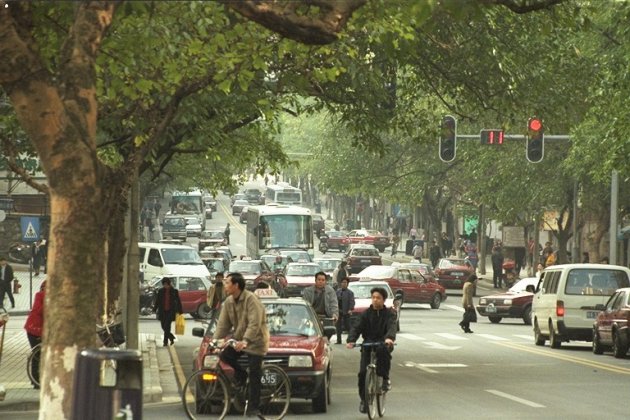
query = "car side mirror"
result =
(323, 325, 336, 340)
(192, 327, 205, 338)
(594, 304, 606, 311)
(395, 290, 404, 301)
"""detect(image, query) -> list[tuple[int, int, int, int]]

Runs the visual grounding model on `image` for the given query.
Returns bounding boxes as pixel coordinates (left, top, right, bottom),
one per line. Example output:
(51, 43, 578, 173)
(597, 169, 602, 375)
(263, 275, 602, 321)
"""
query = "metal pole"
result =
(610, 170, 619, 265)
(572, 181, 579, 263)
(29, 256, 33, 310)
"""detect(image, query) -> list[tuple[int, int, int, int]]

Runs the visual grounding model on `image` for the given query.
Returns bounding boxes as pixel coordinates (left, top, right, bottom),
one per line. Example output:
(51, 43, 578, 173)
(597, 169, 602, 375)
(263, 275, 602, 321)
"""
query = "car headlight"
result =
(503, 299, 512, 305)
(479, 298, 487, 304)
(203, 355, 220, 369)
(288, 355, 313, 368)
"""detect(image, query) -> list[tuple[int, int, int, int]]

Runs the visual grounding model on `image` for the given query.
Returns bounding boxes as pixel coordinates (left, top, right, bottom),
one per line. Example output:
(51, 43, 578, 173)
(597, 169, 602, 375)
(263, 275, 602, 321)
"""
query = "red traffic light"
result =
(529, 118, 542, 131)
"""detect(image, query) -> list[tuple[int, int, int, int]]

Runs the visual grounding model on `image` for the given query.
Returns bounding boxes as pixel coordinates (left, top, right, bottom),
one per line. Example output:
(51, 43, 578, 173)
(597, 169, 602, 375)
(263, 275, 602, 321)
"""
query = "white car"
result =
(184, 216, 202, 237)
(282, 262, 322, 297)
(347, 280, 402, 331)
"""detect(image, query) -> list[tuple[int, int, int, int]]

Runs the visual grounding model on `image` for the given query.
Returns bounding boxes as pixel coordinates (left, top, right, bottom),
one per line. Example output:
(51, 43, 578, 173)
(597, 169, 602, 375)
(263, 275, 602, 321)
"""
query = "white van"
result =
(139, 242, 211, 281)
(532, 263, 630, 348)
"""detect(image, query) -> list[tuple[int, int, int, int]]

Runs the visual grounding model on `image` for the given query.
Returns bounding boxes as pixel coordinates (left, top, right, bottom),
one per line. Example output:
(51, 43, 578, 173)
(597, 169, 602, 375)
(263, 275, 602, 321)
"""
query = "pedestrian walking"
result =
(224, 223, 231, 245)
(153, 277, 183, 347)
(413, 241, 424, 262)
(409, 226, 417, 240)
(458, 274, 477, 333)
(0, 256, 16, 309)
(206, 272, 226, 320)
(390, 232, 400, 257)
(440, 232, 452, 257)
(429, 240, 441, 268)
(465, 240, 478, 271)
(335, 278, 355, 344)
(491, 246, 504, 288)
(154, 199, 162, 219)
(25, 281, 45, 388)
(31, 240, 42, 276)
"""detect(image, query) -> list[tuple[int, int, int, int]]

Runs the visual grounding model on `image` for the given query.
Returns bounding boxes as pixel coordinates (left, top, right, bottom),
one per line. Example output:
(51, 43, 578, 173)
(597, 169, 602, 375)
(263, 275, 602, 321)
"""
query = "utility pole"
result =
(572, 181, 579, 263)
(610, 170, 619, 265)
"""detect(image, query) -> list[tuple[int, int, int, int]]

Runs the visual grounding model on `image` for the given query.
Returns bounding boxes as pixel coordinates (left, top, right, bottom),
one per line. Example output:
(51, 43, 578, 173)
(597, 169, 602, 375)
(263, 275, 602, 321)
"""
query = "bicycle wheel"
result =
(182, 369, 230, 419)
(26, 344, 42, 388)
(364, 367, 378, 420)
(258, 364, 291, 420)
(376, 376, 386, 417)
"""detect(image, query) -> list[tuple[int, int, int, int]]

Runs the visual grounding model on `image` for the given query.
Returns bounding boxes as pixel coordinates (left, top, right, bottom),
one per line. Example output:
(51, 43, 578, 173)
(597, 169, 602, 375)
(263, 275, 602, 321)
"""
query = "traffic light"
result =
(526, 117, 544, 163)
(480, 129, 504, 145)
(439, 115, 457, 162)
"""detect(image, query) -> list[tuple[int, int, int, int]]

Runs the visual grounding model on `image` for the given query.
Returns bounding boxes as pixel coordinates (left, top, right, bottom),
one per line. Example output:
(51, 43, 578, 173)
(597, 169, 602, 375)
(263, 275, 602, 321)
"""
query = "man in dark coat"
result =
(491, 246, 504, 288)
(0, 257, 15, 309)
(335, 277, 355, 344)
(153, 277, 183, 346)
(429, 240, 441, 268)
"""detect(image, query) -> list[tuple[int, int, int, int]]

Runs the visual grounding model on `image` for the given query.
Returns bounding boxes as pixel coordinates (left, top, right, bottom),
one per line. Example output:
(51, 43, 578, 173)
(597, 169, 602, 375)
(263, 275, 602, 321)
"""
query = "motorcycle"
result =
(8, 242, 31, 264)
(139, 283, 156, 316)
(318, 234, 329, 253)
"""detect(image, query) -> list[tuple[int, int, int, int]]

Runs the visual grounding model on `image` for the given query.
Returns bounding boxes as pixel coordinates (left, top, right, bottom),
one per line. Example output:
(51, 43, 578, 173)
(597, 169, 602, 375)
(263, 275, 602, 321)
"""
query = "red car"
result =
(192, 295, 335, 413)
(434, 258, 476, 295)
(148, 275, 211, 319)
(349, 265, 447, 308)
(592, 287, 630, 358)
(344, 244, 382, 274)
(322, 230, 349, 252)
(476, 277, 539, 325)
(346, 229, 390, 253)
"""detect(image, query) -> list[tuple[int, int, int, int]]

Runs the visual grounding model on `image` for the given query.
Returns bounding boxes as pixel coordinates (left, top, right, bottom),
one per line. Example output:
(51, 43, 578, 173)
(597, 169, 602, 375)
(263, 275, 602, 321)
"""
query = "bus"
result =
(170, 190, 205, 227)
(246, 205, 314, 258)
(264, 184, 302, 206)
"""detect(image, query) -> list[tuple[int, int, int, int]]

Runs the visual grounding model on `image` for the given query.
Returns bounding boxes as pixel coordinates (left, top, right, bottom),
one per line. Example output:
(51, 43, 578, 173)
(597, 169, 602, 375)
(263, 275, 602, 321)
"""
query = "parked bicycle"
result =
(182, 338, 291, 419)
(354, 341, 390, 419)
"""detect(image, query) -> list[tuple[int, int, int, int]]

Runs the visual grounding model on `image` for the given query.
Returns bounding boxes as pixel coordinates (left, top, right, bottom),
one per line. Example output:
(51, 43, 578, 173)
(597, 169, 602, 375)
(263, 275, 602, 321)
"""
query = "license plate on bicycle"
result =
(261, 371, 278, 385)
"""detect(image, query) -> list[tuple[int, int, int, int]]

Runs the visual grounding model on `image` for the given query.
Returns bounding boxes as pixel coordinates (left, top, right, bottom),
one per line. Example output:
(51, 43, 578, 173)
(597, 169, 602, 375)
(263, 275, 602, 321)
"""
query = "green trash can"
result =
(71, 348, 142, 420)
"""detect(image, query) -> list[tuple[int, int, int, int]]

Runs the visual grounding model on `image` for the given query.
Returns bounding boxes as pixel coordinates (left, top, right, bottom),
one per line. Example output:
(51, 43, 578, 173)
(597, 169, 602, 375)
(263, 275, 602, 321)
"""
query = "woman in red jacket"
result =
(25, 281, 45, 388)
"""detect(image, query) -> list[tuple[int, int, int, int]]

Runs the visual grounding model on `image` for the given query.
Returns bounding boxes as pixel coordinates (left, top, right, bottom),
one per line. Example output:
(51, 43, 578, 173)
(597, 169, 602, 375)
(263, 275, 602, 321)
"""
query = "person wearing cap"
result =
(346, 286, 397, 414)
(459, 274, 478, 333)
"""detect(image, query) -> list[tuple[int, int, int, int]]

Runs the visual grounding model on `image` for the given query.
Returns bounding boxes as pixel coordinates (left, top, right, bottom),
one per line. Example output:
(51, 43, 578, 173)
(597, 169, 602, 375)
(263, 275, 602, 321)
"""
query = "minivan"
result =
(532, 263, 630, 348)
(139, 242, 211, 281)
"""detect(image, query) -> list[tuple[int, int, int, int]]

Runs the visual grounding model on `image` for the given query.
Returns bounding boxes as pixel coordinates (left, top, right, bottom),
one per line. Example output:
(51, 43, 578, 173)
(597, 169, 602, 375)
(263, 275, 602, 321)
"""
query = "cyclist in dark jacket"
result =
(346, 287, 397, 414)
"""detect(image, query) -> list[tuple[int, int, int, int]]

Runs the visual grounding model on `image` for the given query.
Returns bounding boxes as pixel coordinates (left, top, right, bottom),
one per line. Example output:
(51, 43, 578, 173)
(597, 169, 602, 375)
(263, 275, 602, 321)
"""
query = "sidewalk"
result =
(0, 271, 164, 412)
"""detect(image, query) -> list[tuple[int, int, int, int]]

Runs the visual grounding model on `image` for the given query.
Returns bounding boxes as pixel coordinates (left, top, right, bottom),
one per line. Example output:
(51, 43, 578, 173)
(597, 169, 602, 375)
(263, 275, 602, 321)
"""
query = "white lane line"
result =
(401, 362, 468, 374)
(476, 333, 509, 341)
(397, 333, 426, 341)
(514, 334, 534, 341)
(486, 390, 545, 408)
(423, 342, 461, 351)
(434, 333, 469, 341)
(444, 304, 464, 312)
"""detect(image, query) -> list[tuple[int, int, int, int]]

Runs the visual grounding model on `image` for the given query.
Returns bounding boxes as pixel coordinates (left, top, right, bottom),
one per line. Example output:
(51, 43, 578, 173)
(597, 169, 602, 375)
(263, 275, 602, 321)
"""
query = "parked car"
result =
(244, 188, 263, 205)
(312, 215, 325, 238)
(592, 287, 630, 358)
(346, 229, 390, 253)
(350, 265, 446, 308)
(198, 230, 226, 251)
(282, 262, 322, 297)
(232, 199, 248, 215)
(239, 206, 249, 223)
(533, 264, 630, 348)
(323, 230, 349, 252)
(477, 277, 539, 325)
(434, 258, 476, 295)
(184, 215, 203, 237)
(227, 259, 285, 295)
(348, 280, 403, 331)
(148, 275, 211, 319)
(344, 244, 382, 274)
(192, 295, 334, 413)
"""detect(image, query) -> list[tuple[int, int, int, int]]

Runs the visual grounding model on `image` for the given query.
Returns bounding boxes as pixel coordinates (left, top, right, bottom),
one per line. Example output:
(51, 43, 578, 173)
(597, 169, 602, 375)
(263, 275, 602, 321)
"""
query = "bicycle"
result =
(182, 338, 291, 419)
(26, 343, 42, 388)
(354, 341, 391, 419)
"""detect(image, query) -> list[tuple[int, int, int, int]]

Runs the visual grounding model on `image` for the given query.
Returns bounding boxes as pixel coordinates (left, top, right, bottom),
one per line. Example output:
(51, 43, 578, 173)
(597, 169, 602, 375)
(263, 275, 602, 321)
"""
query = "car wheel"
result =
(549, 321, 561, 349)
(592, 328, 605, 355)
(312, 371, 328, 413)
(430, 293, 441, 309)
(488, 316, 502, 324)
(522, 306, 532, 326)
(196, 303, 212, 319)
(612, 329, 628, 358)
(534, 319, 546, 346)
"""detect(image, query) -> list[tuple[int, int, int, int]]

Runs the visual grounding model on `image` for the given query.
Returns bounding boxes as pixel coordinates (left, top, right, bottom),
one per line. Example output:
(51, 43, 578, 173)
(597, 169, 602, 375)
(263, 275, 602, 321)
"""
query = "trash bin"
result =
(71, 348, 142, 420)
(405, 239, 414, 256)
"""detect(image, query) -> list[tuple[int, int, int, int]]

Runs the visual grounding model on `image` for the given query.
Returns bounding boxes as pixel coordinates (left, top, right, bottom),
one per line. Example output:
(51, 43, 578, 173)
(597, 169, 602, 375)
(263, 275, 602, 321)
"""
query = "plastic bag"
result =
(175, 313, 185, 335)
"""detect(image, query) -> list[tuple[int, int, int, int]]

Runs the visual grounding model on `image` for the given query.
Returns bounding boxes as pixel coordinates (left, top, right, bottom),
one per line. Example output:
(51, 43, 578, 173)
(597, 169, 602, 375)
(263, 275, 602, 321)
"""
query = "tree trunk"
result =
(106, 205, 128, 316)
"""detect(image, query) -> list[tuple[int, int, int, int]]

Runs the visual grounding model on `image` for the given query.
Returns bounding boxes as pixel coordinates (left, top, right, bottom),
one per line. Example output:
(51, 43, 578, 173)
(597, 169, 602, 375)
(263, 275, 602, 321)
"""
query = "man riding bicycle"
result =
(214, 272, 270, 417)
(346, 287, 397, 414)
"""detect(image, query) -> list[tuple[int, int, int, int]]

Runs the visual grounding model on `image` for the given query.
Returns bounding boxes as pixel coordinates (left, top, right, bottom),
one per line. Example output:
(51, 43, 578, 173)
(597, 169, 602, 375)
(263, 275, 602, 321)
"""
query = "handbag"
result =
(464, 308, 477, 323)
(175, 313, 186, 335)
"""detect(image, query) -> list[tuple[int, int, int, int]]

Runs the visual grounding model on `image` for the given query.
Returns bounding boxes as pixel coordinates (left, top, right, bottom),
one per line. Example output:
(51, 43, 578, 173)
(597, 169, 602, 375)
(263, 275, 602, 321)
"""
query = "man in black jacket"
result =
(346, 287, 397, 414)
(0, 257, 15, 309)
(491, 246, 504, 288)
(153, 277, 183, 346)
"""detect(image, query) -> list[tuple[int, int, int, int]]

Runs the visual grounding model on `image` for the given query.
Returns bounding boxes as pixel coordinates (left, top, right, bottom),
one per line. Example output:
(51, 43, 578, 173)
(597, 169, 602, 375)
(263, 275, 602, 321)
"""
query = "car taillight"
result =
(556, 300, 565, 317)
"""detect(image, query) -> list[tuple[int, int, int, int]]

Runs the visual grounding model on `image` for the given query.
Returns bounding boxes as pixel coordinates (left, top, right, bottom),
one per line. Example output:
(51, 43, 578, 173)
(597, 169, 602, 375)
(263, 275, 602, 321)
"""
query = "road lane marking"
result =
(402, 362, 467, 373)
(486, 390, 545, 408)
(168, 344, 188, 392)
(444, 304, 464, 312)
(423, 342, 460, 350)
(514, 334, 534, 341)
(495, 341, 630, 375)
(476, 333, 508, 341)
(397, 333, 426, 341)
(434, 333, 468, 341)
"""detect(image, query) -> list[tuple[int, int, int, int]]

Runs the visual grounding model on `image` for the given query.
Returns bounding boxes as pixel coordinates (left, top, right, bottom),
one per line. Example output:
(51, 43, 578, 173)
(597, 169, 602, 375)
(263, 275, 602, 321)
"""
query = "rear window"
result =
(351, 248, 379, 257)
(564, 269, 630, 296)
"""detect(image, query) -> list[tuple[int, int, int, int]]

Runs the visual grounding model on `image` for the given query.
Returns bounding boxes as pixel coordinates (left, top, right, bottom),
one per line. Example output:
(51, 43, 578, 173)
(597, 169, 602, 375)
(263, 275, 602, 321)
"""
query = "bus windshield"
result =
(171, 194, 201, 213)
(259, 214, 313, 250)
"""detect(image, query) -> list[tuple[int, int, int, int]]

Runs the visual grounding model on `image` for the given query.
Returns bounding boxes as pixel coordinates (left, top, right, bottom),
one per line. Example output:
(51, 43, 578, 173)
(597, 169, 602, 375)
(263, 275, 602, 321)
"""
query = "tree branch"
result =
(0, 136, 49, 194)
(481, 0, 566, 14)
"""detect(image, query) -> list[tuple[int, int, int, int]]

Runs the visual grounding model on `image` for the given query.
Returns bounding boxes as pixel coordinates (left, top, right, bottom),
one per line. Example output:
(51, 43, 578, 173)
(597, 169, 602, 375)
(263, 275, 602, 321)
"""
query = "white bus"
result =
(264, 184, 302, 206)
(246, 205, 313, 258)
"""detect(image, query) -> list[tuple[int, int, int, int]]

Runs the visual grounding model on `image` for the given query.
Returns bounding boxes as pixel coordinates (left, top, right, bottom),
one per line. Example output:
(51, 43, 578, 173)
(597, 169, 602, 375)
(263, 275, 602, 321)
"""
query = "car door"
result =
(414, 272, 432, 302)
(600, 291, 623, 343)
(396, 269, 417, 303)
(147, 248, 166, 277)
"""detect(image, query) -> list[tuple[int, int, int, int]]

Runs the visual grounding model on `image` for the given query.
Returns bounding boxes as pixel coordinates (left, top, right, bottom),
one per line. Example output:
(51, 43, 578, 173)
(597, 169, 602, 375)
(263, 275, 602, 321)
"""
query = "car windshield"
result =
(564, 269, 630, 296)
(358, 265, 395, 278)
(349, 283, 393, 299)
(316, 259, 340, 271)
(203, 259, 225, 272)
(279, 250, 312, 262)
(164, 218, 185, 227)
(201, 231, 224, 239)
(265, 303, 318, 337)
(350, 248, 379, 257)
(161, 248, 203, 264)
(286, 264, 319, 276)
(439, 259, 467, 269)
(229, 261, 262, 274)
(235, 200, 248, 205)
